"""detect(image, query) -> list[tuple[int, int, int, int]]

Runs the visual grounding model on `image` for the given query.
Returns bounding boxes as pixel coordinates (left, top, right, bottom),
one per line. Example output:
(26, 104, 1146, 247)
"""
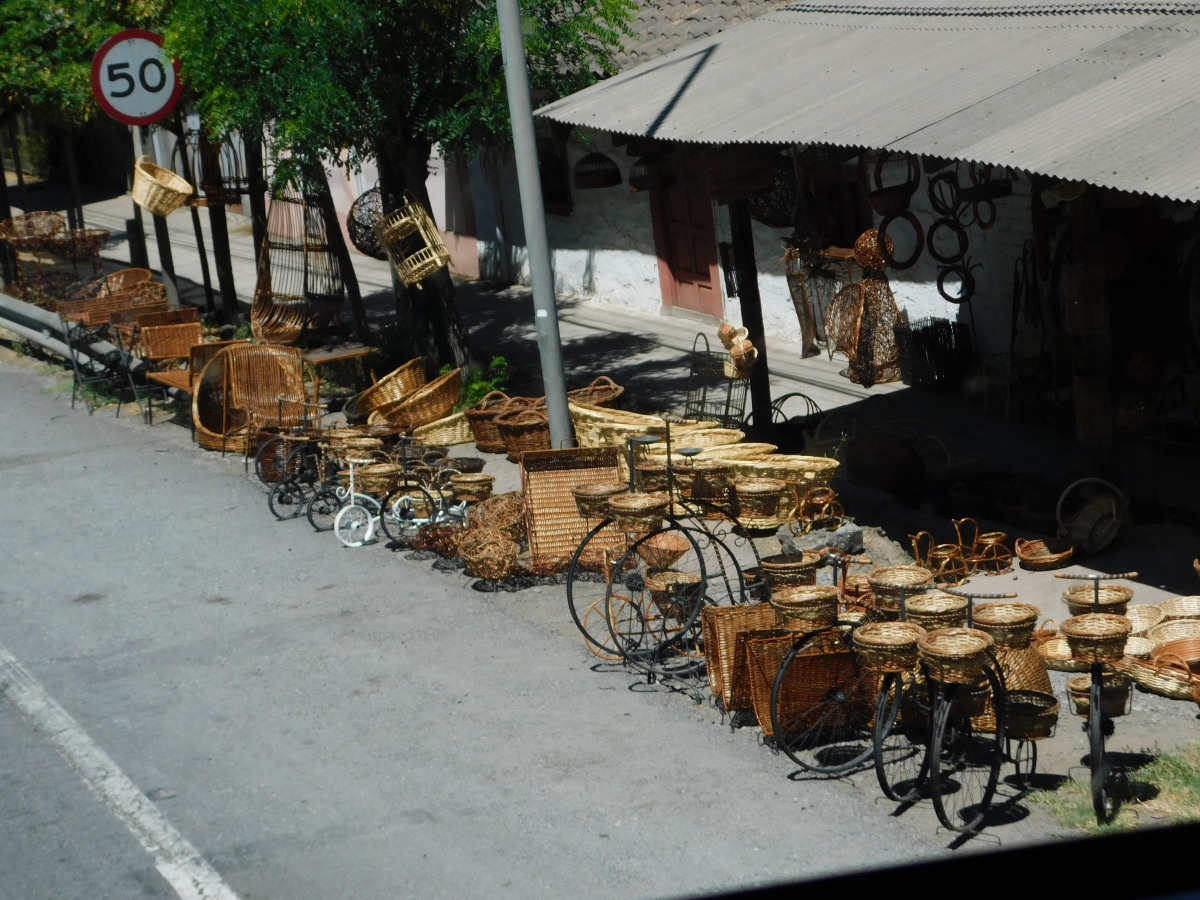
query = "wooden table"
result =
(301, 343, 376, 407)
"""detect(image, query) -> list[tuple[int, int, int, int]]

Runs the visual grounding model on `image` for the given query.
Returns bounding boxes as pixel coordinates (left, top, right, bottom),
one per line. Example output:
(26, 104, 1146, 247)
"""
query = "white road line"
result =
(0, 640, 240, 900)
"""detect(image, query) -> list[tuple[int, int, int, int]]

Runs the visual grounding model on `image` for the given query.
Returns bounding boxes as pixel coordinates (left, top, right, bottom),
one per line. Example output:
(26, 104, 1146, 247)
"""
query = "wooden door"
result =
(650, 149, 723, 319)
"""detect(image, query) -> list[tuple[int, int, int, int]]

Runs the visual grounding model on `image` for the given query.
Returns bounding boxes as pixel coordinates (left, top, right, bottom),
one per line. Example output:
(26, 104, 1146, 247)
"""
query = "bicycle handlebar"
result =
(940, 588, 1018, 600)
(1054, 571, 1138, 581)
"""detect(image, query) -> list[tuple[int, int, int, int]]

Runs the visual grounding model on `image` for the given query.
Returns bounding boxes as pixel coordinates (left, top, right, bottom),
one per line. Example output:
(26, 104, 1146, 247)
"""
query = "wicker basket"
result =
(645, 570, 703, 619)
(719, 455, 840, 489)
(459, 527, 518, 581)
(853, 621, 927, 671)
(1014, 537, 1074, 571)
(972, 602, 1040, 649)
(868, 566, 934, 612)
(1151, 637, 1200, 675)
(769, 585, 839, 632)
(1066, 672, 1132, 718)
(132, 156, 193, 216)
(1031, 618, 1059, 647)
(413, 411, 473, 446)
(732, 478, 787, 519)
(1056, 477, 1126, 553)
(496, 406, 552, 461)
(1005, 691, 1059, 740)
(717, 322, 748, 348)
(1146, 619, 1200, 645)
(450, 473, 495, 503)
(1060, 614, 1131, 664)
(636, 531, 691, 570)
(1160, 596, 1200, 621)
(1038, 636, 1088, 672)
(607, 492, 669, 533)
(354, 463, 406, 494)
(465, 390, 512, 454)
(375, 368, 462, 431)
(572, 482, 627, 519)
(567, 376, 624, 409)
(470, 491, 526, 541)
(434, 456, 485, 474)
(357, 359, 427, 418)
(701, 603, 778, 710)
(759, 552, 821, 589)
(1116, 653, 1197, 700)
(918, 628, 995, 683)
(1125, 604, 1165, 636)
(1063, 584, 1133, 617)
(954, 680, 993, 720)
(904, 591, 968, 630)
(1124, 636, 1155, 659)
(635, 461, 670, 493)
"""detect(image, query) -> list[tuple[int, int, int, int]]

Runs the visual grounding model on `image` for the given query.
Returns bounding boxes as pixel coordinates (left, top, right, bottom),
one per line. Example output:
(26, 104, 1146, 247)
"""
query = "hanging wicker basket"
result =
(132, 156, 194, 217)
(378, 196, 451, 285)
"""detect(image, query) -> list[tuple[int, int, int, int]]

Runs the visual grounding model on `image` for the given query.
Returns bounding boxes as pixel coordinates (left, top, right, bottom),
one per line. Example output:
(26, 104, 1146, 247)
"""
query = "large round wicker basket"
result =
(1060, 613, 1131, 664)
(972, 602, 1040, 649)
(768, 585, 839, 632)
(868, 566, 934, 612)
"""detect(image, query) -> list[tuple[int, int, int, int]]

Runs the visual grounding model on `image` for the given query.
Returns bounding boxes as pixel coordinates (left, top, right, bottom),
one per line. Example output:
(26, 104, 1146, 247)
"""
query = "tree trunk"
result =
(200, 128, 239, 323)
(62, 126, 84, 228)
(308, 165, 371, 345)
(376, 141, 472, 373)
(9, 121, 28, 213)
(0, 127, 14, 284)
(245, 124, 268, 268)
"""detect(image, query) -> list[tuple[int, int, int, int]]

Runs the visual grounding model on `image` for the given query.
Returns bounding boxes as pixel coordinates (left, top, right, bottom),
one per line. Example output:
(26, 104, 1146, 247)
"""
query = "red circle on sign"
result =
(90, 29, 182, 125)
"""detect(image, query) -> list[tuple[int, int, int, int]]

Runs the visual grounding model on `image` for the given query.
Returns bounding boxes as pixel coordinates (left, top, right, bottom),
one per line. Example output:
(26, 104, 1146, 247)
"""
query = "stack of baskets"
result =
(369, 368, 462, 432)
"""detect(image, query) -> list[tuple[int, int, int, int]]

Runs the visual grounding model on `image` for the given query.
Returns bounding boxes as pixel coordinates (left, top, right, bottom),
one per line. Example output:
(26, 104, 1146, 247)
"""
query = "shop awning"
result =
(535, 1, 1200, 201)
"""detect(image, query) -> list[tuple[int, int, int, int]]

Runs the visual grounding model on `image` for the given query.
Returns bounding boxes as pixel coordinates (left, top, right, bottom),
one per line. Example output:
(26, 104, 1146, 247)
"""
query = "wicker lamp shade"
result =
(251, 189, 344, 344)
(348, 187, 387, 260)
(573, 153, 622, 190)
(628, 155, 676, 192)
(379, 197, 451, 285)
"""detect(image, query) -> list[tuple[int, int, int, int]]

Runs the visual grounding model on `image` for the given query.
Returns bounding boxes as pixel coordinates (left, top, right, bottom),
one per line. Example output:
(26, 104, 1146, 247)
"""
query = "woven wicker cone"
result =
(464, 390, 512, 453)
(496, 406, 552, 460)
(1067, 673, 1132, 718)
(567, 376, 624, 409)
(732, 478, 787, 519)
(1063, 584, 1133, 617)
(1116, 653, 1197, 700)
(769, 585, 840, 632)
(607, 492, 668, 533)
(904, 591, 968, 630)
(637, 532, 691, 570)
(868, 566, 934, 611)
(1061, 614, 1131, 663)
(571, 482, 627, 519)
(450, 473, 494, 503)
(1014, 537, 1074, 571)
(853, 621, 927, 671)
(1005, 691, 1060, 740)
(1147, 619, 1200, 645)
(356, 359, 427, 417)
(132, 156, 193, 216)
(759, 552, 821, 589)
(1038, 636, 1089, 672)
(1125, 604, 1166, 636)
(459, 528, 518, 580)
(1124, 636, 1155, 659)
(1160, 596, 1200, 621)
(701, 604, 778, 709)
(413, 412, 474, 446)
(972, 602, 1040, 649)
(919, 628, 994, 683)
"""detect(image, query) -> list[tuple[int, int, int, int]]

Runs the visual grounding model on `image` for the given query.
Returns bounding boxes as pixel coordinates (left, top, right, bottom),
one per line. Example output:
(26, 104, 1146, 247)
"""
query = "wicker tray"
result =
(519, 449, 623, 571)
(1125, 604, 1165, 636)
(1160, 596, 1200, 621)
(1037, 636, 1088, 672)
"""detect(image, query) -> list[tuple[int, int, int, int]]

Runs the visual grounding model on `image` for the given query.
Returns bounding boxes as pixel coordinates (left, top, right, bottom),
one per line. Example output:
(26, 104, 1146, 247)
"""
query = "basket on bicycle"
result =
(1060, 613, 1131, 664)
(732, 478, 787, 519)
(450, 472, 495, 503)
(572, 482, 627, 519)
(852, 621, 927, 671)
(1123, 604, 1165, 635)
(607, 492, 669, 533)
(972, 602, 1040, 649)
(700, 604, 778, 710)
(954, 680, 993, 719)
(918, 627, 994, 683)
(1159, 596, 1200, 621)
(868, 566, 934, 612)
(458, 527, 518, 581)
(1066, 672, 1132, 718)
(904, 591, 968, 630)
(636, 531, 691, 570)
(768, 585, 839, 632)
(355, 463, 407, 494)
(1063, 584, 1133, 617)
(759, 551, 821, 589)
(635, 461, 670, 493)
(1004, 690, 1059, 740)
(645, 570, 703, 619)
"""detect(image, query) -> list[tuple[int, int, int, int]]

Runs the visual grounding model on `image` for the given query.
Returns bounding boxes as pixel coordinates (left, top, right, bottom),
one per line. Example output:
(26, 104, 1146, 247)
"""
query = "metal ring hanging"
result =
(927, 216, 970, 264)
(877, 209, 924, 270)
(937, 264, 976, 304)
(928, 172, 959, 217)
(973, 199, 997, 230)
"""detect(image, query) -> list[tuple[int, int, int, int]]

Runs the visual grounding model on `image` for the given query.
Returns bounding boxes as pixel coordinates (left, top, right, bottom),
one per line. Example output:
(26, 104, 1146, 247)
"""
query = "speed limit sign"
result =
(90, 29, 182, 125)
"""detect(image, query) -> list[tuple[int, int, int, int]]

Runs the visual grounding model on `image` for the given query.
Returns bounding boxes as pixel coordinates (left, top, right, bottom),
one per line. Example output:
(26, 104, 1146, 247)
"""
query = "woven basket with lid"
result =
(919, 627, 994, 683)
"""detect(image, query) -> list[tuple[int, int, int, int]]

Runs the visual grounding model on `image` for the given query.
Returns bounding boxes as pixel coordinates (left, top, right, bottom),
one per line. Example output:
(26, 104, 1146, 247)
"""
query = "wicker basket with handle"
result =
(465, 390, 512, 453)
(357, 359, 426, 418)
(132, 156, 193, 216)
(496, 405, 552, 461)
(1116, 653, 1197, 700)
(918, 628, 994, 683)
(567, 376, 624, 409)
(1014, 537, 1074, 571)
(375, 368, 462, 431)
(1160, 596, 1200, 621)
(1060, 613, 1131, 663)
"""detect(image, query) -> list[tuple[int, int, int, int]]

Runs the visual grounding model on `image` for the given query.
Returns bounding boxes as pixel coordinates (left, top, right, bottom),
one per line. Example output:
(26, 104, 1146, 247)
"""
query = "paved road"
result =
(0, 350, 1063, 900)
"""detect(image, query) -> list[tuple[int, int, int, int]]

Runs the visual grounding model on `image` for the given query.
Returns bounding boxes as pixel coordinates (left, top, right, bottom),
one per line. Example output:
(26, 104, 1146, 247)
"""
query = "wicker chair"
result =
(140, 323, 204, 425)
(96, 267, 153, 297)
(111, 305, 199, 352)
(356, 358, 426, 418)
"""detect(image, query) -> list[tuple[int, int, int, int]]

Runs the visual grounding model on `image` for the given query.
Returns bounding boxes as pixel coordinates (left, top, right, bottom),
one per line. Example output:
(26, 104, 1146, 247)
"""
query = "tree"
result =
(166, 0, 635, 372)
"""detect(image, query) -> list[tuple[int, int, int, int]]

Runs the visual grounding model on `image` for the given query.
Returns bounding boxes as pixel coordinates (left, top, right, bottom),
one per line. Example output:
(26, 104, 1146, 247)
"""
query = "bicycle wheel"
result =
(379, 483, 440, 543)
(604, 526, 708, 679)
(928, 667, 1005, 833)
(1011, 739, 1037, 787)
(268, 479, 309, 520)
(770, 628, 875, 774)
(566, 519, 630, 659)
(1090, 674, 1111, 823)
(873, 670, 929, 801)
(334, 504, 376, 547)
(254, 436, 285, 485)
(306, 486, 344, 532)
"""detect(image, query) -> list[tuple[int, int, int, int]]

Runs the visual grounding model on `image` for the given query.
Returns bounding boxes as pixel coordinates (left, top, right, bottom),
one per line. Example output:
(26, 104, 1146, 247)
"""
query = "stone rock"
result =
(778, 520, 864, 556)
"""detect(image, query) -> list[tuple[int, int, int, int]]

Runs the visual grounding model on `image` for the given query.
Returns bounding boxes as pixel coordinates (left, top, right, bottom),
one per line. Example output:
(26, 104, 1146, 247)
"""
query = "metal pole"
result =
(496, 0, 574, 449)
(139, 126, 180, 308)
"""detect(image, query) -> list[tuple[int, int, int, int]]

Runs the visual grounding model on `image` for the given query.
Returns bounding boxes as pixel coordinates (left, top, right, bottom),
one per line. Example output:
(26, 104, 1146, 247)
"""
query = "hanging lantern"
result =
(348, 187, 387, 261)
(378, 195, 451, 286)
(628, 155, 677, 192)
(573, 152, 622, 190)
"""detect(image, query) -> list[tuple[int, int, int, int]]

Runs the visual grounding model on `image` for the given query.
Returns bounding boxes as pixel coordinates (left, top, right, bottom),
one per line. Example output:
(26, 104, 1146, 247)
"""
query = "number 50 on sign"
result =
(90, 29, 182, 125)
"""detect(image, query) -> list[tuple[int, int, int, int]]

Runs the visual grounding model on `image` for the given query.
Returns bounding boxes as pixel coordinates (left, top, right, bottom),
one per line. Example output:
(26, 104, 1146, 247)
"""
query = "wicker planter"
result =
(759, 551, 821, 589)
(1067, 672, 1132, 718)
(572, 482, 627, 519)
(1037, 636, 1088, 672)
(607, 492, 669, 533)
(919, 627, 994, 683)
(733, 477, 787, 519)
(768, 585, 839, 632)
(450, 473, 495, 503)
(904, 591, 968, 630)
(1063, 584, 1133, 618)
(635, 461, 670, 493)
(636, 532, 691, 570)
(1061, 613, 1131, 664)
(1005, 690, 1059, 740)
(972, 602, 1040, 650)
(465, 390, 511, 454)
(868, 566, 934, 612)
(853, 621, 927, 671)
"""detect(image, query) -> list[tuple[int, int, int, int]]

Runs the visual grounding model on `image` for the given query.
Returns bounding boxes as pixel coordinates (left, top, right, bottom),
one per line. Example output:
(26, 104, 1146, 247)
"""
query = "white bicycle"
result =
(333, 458, 384, 547)
(333, 457, 470, 547)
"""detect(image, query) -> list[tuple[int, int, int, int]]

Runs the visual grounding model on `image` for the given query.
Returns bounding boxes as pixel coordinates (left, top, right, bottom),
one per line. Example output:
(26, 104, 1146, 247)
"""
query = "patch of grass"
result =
(1029, 743, 1200, 832)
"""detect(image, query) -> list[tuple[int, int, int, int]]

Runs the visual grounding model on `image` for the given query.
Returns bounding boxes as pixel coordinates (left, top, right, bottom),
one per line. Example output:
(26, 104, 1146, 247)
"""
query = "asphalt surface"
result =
(0, 349, 1069, 900)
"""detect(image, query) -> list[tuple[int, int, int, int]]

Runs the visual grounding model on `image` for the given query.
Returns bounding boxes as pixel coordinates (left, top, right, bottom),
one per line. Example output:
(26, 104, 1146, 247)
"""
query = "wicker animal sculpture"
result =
(784, 247, 857, 359)
(825, 230, 903, 387)
(251, 189, 344, 344)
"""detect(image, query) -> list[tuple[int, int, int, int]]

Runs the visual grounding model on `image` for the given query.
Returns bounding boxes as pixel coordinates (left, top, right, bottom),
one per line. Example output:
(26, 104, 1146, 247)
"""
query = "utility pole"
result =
(496, 0, 574, 448)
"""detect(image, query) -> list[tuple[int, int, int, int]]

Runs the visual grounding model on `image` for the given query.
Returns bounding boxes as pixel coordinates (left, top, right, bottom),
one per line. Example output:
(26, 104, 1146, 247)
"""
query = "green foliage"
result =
(232, 320, 252, 340)
(457, 355, 508, 410)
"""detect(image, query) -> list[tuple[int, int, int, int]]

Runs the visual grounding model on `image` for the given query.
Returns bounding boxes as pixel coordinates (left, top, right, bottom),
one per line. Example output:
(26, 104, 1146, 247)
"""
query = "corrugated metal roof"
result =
(536, 1, 1200, 200)
(617, 0, 796, 71)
